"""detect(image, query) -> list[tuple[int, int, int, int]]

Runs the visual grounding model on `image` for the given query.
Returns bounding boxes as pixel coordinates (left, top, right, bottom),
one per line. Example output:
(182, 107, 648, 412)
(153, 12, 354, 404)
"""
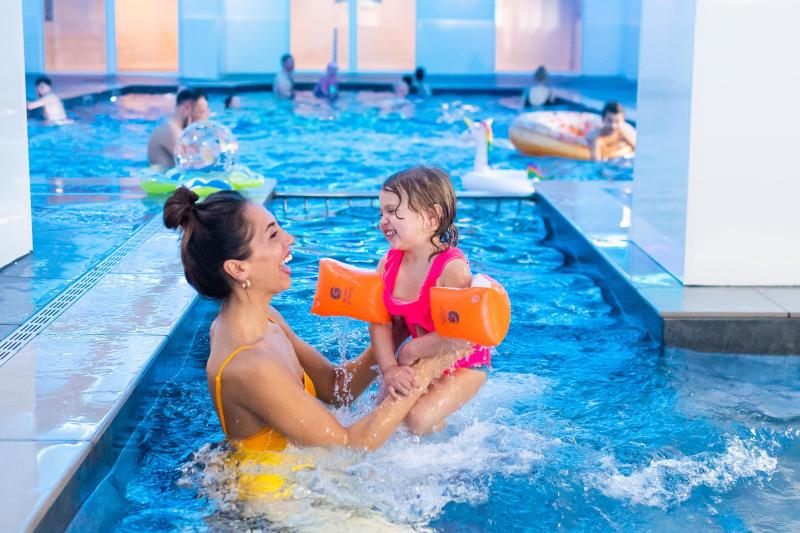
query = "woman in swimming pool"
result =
(163, 187, 468, 452)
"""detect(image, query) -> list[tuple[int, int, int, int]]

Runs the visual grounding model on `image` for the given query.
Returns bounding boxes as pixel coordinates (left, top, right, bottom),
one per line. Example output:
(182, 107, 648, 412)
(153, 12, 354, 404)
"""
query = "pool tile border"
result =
(535, 181, 800, 354)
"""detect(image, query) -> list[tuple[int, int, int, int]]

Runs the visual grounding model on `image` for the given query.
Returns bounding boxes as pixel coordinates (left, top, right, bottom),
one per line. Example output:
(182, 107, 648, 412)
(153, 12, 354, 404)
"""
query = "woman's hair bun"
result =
(163, 186, 200, 230)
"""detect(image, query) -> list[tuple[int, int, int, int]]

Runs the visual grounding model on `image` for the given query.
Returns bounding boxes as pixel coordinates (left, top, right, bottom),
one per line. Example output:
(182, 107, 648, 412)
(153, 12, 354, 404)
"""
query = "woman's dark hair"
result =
(163, 187, 253, 300)
(382, 166, 458, 256)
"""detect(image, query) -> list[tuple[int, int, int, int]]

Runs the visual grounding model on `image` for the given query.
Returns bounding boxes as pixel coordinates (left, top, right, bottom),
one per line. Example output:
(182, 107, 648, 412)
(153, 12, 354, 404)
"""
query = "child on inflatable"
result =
(371, 166, 490, 435)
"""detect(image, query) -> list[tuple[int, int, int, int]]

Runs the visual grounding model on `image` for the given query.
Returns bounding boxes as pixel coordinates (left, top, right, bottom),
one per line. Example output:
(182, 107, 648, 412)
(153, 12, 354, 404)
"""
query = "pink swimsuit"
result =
(382, 247, 491, 370)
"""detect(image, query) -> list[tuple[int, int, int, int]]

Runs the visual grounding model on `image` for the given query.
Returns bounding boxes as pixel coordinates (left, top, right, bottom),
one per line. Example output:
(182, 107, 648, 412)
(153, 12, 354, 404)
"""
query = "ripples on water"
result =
(65, 201, 800, 532)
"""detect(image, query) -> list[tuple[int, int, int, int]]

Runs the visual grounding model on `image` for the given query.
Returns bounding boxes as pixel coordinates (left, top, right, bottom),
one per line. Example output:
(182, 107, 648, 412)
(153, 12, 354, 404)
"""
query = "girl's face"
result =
(378, 189, 437, 251)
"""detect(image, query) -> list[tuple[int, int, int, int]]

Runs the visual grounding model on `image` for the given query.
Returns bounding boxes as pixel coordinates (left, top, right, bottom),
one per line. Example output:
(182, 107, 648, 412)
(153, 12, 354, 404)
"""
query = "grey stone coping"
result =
(534, 181, 800, 354)
(0, 180, 275, 532)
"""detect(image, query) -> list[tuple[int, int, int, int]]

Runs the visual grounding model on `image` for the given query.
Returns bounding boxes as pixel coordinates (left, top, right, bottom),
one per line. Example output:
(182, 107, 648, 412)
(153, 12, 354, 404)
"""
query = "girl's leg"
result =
(404, 368, 487, 436)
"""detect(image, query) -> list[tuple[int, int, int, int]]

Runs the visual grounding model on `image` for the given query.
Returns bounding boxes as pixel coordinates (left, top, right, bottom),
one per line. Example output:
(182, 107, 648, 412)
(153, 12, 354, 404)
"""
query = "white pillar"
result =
(221, 0, 289, 75)
(416, 0, 495, 74)
(179, 0, 222, 79)
(581, 0, 640, 79)
(21, 0, 44, 73)
(0, 1, 32, 269)
(632, 0, 800, 286)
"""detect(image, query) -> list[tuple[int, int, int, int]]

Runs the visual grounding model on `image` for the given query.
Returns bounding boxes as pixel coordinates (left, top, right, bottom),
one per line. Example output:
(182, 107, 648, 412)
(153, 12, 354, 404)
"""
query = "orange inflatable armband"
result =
(430, 274, 511, 346)
(311, 258, 390, 324)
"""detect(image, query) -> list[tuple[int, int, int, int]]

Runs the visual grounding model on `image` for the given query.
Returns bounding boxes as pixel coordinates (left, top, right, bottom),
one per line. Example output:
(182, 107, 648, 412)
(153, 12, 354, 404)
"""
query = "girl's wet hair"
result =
(163, 187, 253, 300)
(382, 166, 458, 254)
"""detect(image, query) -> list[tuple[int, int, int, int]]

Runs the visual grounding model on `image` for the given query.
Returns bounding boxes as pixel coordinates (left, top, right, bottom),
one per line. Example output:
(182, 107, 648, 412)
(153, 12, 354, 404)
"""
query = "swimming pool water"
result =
(66, 199, 800, 532)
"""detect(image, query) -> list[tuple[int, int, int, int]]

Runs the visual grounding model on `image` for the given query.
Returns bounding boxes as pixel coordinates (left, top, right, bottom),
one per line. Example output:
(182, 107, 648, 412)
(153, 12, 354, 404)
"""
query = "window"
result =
(44, 0, 106, 72)
(115, 0, 178, 72)
(357, 0, 414, 71)
(495, 0, 580, 73)
(291, 0, 349, 70)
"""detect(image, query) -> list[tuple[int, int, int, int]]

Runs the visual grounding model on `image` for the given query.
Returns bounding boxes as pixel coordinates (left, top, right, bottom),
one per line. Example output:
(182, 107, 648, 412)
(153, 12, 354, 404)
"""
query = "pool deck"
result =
(0, 181, 273, 532)
(26, 72, 638, 118)
(535, 181, 800, 354)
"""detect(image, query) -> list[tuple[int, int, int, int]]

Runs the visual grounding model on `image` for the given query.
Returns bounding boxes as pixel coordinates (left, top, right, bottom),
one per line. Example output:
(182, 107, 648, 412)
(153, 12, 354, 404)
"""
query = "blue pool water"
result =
(67, 198, 800, 531)
(21, 92, 798, 531)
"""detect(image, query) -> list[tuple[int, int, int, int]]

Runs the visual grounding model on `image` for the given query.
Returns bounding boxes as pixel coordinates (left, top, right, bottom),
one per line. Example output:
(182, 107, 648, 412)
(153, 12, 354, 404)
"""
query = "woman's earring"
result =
(242, 279, 251, 289)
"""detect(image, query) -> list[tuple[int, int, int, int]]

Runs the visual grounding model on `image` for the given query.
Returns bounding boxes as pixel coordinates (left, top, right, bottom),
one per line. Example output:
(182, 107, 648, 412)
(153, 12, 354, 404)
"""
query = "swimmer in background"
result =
(586, 101, 637, 161)
(146, 88, 199, 170)
(371, 166, 490, 435)
(412, 66, 432, 97)
(523, 65, 554, 108)
(26, 76, 67, 123)
(192, 90, 210, 122)
(314, 63, 339, 101)
(224, 94, 242, 110)
(274, 53, 295, 99)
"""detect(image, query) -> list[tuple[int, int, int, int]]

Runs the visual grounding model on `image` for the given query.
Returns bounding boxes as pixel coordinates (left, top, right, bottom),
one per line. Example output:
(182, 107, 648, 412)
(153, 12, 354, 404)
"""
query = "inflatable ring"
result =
(509, 111, 634, 160)
(311, 259, 511, 346)
(139, 165, 265, 197)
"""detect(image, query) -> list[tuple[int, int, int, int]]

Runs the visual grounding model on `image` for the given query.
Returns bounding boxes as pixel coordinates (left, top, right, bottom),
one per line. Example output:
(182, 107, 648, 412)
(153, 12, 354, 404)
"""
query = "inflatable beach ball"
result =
(174, 121, 239, 171)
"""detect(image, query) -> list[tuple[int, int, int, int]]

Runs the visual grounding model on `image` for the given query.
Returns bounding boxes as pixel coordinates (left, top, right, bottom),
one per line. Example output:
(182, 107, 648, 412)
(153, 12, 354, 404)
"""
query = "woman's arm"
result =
(236, 342, 467, 451)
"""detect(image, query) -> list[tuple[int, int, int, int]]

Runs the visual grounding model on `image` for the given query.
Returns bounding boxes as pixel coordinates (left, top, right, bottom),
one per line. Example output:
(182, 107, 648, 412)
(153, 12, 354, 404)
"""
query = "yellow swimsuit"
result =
(214, 337, 317, 451)
(212, 319, 317, 497)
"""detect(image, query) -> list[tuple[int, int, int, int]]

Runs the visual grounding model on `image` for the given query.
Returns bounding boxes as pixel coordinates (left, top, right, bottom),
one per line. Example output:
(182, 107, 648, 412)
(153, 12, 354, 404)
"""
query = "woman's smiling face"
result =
(239, 203, 295, 293)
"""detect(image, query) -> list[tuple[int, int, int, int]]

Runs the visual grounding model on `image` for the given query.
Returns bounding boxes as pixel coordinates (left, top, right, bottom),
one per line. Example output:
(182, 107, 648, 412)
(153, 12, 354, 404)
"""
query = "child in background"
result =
(371, 166, 489, 435)
(27, 76, 67, 123)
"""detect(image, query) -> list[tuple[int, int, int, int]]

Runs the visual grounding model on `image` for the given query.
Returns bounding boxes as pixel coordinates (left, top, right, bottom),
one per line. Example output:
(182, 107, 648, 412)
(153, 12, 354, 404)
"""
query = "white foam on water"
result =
(586, 436, 778, 509)
(182, 372, 555, 530)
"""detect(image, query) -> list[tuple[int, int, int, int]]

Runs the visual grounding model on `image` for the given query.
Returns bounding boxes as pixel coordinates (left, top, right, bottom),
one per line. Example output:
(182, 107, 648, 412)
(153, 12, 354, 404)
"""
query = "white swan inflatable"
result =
(461, 119, 535, 195)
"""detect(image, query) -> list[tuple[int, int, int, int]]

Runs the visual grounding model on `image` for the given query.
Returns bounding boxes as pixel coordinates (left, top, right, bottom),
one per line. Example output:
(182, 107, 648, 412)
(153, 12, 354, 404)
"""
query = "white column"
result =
(581, 0, 640, 79)
(179, 0, 222, 79)
(632, 0, 800, 286)
(416, 0, 495, 74)
(21, 0, 44, 73)
(0, 1, 32, 268)
(221, 0, 289, 75)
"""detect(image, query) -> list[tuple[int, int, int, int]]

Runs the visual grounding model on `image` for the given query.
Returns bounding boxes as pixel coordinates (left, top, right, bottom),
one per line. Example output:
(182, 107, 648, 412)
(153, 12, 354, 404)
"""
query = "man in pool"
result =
(147, 88, 199, 170)
(191, 90, 210, 122)
(274, 53, 295, 99)
(587, 101, 636, 161)
(26, 76, 67, 123)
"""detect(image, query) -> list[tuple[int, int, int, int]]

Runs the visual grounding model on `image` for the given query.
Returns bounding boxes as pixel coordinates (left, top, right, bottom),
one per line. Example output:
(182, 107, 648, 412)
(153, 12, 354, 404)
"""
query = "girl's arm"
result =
(235, 342, 468, 450)
(268, 306, 377, 406)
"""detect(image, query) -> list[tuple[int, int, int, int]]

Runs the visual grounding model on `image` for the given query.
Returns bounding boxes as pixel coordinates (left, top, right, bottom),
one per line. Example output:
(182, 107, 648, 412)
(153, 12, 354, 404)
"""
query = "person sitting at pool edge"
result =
(224, 94, 241, 110)
(523, 65, 554, 108)
(586, 101, 636, 161)
(412, 66, 432, 97)
(147, 89, 200, 170)
(26, 76, 67, 123)
(163, 187, 470, 451)
(274, 53, 295, 99)
(314, 63, 339, 101)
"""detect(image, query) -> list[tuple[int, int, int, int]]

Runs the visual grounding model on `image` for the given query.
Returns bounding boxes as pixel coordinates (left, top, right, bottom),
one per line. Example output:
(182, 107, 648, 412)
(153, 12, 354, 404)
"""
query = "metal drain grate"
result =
(0, 217, 162, 368)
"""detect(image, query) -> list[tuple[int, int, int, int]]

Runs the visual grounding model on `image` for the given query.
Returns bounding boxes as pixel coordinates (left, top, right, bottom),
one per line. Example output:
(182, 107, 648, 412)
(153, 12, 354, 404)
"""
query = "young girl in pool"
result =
(371, 166, 490, 436)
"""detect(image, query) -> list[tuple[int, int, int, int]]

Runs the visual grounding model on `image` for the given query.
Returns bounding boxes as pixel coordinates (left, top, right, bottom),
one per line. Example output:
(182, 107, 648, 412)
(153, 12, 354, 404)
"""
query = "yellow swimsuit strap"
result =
(214, 344, 254, 435)
(215, 315, 280, 435)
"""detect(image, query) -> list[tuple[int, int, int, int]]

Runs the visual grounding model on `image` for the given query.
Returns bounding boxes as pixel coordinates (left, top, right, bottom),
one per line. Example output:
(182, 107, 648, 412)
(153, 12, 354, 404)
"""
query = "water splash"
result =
(586, 436, 778, 508)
